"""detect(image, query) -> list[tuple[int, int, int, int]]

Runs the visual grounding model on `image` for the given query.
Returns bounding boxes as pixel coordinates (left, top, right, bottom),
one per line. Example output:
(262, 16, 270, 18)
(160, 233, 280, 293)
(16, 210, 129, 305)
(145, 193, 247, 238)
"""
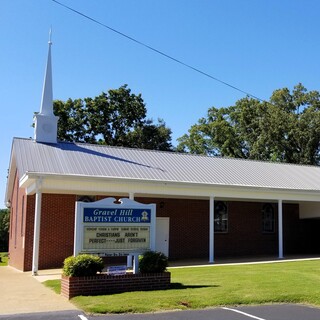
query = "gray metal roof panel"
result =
(12, 137, 320, 191)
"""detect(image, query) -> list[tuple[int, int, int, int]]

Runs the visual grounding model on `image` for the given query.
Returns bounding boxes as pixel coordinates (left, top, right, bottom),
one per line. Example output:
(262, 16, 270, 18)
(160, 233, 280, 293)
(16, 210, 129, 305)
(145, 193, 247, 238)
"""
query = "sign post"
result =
(74, 197, 156, 273)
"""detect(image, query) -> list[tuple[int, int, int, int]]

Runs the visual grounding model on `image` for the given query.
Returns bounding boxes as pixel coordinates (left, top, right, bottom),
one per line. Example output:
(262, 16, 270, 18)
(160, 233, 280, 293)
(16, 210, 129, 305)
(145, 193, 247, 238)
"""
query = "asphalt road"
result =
(0, 310, 81, 320)
(1, 304, 320, 320)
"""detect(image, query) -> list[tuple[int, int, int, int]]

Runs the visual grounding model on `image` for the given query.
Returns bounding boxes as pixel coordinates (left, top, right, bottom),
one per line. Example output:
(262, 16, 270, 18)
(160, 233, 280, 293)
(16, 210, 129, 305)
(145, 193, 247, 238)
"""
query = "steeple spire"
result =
(39, 29, 53, 116)
(34, 29, 59, 144)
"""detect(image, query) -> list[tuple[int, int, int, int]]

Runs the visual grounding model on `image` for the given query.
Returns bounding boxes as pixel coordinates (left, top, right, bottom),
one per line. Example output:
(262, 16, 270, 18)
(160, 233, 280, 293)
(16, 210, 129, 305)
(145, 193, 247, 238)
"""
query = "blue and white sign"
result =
(74, 197, 156, 256)
(83, 207, 151, 223)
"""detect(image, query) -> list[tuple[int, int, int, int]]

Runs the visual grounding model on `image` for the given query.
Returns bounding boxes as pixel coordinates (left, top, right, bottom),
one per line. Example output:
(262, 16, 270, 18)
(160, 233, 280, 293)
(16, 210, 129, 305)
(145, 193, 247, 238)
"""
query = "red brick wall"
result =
(8, 172, 26, 270)
(61, 272, 171, 299)
(214, 201, 278, 257)
(137, 198, 304, 259)
(283, 203, 300, 254)
(23, 195, 35, 271)
(18, 193, 76, 271)
(137, 197, 209, 259)
(10, 192, 317, 271)
(37, 194, 76, 270)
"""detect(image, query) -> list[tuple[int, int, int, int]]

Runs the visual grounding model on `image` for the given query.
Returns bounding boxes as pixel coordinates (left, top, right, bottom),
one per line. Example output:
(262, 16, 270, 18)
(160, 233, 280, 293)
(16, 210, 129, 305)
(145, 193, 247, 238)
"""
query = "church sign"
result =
(74, 198, 156, 256)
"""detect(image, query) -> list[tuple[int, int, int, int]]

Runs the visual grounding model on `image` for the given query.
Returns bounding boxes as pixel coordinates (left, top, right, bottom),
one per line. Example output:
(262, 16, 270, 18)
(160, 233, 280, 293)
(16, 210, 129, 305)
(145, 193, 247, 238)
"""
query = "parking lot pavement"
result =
(233, 304, 320, 320)
(1, 303, 320, 319)
(87, 304, 320, 320)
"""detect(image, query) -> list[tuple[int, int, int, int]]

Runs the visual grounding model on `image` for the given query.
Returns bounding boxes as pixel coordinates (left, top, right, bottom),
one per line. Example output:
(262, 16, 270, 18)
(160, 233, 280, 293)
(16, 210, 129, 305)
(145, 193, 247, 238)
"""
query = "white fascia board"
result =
(5, 163, 16, 205)
(19, 173, 39, 195)
(5, 143, 17, 206)
(26, 181, 37, 195)
(18, 172, 320, 202)
(19, 173, 30, 188)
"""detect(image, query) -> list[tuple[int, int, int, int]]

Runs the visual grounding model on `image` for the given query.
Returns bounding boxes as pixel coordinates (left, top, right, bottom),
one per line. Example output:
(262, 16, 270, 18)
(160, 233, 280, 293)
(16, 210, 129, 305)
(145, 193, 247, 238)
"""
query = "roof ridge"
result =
(62, 140, 320, 169)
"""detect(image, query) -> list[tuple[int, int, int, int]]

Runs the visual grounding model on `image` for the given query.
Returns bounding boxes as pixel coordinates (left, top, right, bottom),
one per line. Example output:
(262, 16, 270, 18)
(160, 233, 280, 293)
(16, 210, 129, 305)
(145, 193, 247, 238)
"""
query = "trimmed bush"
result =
(139, 251, 168, 273)
(62, 254, 104, 277)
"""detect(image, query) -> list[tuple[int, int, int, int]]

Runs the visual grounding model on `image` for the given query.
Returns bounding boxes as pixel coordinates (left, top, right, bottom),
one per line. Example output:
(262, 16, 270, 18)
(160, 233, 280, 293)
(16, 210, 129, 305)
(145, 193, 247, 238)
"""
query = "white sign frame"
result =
(74, 197, 156, 256)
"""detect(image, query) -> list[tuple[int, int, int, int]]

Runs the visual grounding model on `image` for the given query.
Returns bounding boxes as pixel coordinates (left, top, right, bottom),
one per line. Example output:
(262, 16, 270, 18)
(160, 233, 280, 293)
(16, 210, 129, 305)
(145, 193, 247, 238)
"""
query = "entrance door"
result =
(156, 217, 169, 257)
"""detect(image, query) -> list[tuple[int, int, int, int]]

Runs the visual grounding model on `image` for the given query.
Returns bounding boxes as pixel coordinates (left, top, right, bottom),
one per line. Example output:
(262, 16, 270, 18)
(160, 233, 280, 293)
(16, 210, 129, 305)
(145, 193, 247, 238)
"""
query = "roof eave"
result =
(4, 142, 17, 207)
(18, 171, 320, 202)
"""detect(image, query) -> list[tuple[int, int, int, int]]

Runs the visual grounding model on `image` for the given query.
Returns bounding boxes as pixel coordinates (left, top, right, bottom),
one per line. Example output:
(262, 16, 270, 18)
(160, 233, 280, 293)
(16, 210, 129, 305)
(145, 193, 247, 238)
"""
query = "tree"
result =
(126, 119, 172, 151)
(177, 84, 320, 165)
(0, 209, 9, 252)
(54, 85, 173, 151)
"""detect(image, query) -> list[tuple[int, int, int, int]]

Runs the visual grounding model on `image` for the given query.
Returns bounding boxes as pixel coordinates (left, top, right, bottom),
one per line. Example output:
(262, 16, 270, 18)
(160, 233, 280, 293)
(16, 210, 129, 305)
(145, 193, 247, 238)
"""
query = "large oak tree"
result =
(54, 85, 173, 151)
(177, 83, 320, 165)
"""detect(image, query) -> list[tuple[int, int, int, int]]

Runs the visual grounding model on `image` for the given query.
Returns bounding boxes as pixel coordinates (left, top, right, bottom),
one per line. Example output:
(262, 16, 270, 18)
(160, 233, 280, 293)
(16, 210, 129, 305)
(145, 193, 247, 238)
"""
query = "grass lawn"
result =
(0, 252, 8, 266)
(44, 260, 320, 314)
(43, 279, 61, 294)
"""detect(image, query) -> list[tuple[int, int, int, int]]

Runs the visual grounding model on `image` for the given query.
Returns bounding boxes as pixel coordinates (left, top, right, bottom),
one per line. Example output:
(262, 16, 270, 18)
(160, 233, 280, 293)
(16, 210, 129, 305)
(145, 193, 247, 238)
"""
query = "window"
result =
(262, 203, 275, 233)
(215, 201, 228, 232)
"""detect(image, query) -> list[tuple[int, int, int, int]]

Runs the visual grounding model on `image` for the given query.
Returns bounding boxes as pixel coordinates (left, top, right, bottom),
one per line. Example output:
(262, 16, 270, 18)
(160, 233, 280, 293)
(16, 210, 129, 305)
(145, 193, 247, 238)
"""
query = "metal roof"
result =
(11, 137, 320, 191)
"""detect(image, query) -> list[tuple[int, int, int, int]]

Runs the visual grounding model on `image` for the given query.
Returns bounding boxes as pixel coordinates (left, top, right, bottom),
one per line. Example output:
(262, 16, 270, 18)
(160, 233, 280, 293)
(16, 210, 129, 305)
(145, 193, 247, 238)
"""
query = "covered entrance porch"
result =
(22, 173, 320, 274)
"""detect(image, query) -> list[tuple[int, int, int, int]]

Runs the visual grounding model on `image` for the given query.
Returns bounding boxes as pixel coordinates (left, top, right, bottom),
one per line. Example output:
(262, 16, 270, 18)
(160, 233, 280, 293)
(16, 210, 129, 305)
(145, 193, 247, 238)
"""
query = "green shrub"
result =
(0, 252, 8, 266)
(139, 251, 168, 273)
(62, 254, 104, 277)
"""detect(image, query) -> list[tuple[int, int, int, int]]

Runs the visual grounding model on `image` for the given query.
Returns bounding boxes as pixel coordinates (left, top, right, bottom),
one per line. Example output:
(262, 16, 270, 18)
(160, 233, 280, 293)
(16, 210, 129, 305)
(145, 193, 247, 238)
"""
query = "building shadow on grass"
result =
(170, 282, 220, 290)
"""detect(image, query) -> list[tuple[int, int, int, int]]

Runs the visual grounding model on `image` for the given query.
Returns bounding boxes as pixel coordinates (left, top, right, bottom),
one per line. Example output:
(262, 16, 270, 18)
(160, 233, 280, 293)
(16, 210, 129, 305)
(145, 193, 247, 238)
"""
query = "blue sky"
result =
(2, 0, 320, 208)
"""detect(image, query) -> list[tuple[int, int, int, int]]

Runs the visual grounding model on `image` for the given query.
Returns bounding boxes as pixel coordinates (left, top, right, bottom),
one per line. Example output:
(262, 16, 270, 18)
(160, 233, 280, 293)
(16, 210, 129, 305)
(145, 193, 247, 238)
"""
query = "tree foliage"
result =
(177, 83, 320, 165)
(0, 209, 10, 252)
(54, 85, 173, 151)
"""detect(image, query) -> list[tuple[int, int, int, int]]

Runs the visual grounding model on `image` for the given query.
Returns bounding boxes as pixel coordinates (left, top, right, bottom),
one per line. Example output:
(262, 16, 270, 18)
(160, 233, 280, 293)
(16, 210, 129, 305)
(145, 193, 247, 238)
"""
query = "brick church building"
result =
(5, 39, 320, 274)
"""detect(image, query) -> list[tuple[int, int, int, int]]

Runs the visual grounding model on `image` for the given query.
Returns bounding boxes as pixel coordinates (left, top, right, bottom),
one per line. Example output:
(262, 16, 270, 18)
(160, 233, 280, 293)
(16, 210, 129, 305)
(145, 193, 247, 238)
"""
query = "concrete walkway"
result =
(0, 266, 77, 315)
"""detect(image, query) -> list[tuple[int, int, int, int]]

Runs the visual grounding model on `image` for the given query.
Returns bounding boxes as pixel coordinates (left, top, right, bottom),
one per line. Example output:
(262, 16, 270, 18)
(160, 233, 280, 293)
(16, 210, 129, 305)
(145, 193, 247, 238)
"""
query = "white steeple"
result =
(34, 29, 59, 143)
